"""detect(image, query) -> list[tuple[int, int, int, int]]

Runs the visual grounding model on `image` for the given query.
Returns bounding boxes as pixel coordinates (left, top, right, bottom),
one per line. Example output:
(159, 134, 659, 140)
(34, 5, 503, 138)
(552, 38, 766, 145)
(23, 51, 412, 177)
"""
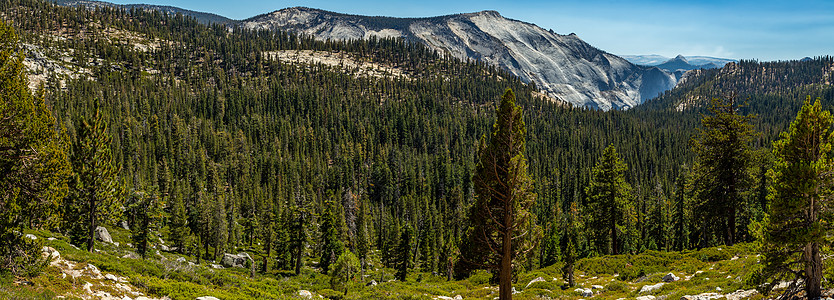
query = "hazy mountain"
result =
(241, 7, 676, 110)
(623, 54, 736, 73)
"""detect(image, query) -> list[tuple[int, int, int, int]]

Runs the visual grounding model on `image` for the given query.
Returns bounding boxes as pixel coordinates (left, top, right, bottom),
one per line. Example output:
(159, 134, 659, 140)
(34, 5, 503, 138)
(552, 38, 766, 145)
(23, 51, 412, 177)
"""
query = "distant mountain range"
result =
(53, 1, 713, 110)
(622, 54, 736, 72)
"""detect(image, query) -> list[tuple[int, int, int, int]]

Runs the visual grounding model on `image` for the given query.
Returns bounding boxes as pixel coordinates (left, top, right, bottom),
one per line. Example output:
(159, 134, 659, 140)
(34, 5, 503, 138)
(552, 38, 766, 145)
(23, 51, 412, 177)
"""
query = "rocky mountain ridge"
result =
(49, 2, 684, 109)
(240, 7, 677, 110)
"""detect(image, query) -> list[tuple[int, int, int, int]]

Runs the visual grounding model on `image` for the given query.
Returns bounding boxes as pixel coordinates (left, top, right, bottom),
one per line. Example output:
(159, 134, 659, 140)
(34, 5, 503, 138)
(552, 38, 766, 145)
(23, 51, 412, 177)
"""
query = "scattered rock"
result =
(680, 292, 723, 300)
(210, 264, 224, 269)
(574, 288, 593, 297)
(453, 296, 463, 300)
(512, 287, 519, 294)
(221, 253, 252, 268)
(176, 257, 186, 263)
(526, 276, 546, 288)
(640, 282, 665, 293)
(47, 237, 56, 241)
(160, 244, 170, 251)
(592, 285, 604, 290)
(730, 256, 739, 260)
(122, 252, 139, 259)
(120, 220, 130, 230)
(196, 297, 220, 300)
(25, 234, 37, 240)
(83, 263, 102, 278)
(663, 272, 680, 282)
(95, 226, 113, 243)
(367, 279, 378, 286)
(725, 289, 757, 300)
(41, 246, 60, 261)
(716, 287, 722, 291)
(298, 290, 313, 299)
(105, 273, 120, 281)
(83, 282, 94, 294)
(636, 296, 656, 300)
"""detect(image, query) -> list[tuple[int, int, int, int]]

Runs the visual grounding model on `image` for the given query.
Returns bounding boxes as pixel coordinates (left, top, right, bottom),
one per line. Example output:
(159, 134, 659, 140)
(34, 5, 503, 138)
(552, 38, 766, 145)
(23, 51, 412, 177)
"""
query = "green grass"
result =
(0, 229, 787, 300)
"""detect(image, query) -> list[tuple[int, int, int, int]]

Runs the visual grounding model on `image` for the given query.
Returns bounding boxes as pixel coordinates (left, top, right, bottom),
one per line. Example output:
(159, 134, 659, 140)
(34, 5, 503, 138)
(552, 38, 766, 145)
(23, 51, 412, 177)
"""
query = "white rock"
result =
(730, 256, 739, 260)
(105, 274, 119, 281)
(83, 282, 94, 294)
(716, 287, 722, 291)
(47, 237, 56, 241)
(298, 290, 313, 299)
(84, 263, 102, 278)
(196, 297, 220, 300)
(592, 285, 604, 290)
(95, 226, 113, 243)
(525, 276, 546, 288)
(636, 296, 656, 300)
(436, 297, 453, 300)
(662, 272, 680, 282)
(210, 264, 224, 269)
(640, 282, 665, 293)
(680, 292, 723, 300)
(453, 296, 462, 300)
(41, 246, 60, 261)
(25, 234, 37, 240)
(574, 288, 593, 297)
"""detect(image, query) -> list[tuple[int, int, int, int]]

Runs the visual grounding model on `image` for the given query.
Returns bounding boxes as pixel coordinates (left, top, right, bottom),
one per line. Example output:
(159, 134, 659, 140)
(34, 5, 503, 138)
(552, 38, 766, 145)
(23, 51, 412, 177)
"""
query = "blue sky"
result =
(107, 0, 834, 61)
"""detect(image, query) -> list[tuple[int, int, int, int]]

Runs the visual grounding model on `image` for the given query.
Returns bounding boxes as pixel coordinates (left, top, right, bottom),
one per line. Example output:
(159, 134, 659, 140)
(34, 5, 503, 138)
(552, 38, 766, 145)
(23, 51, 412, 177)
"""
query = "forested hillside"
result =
(2, 0, 834, 299)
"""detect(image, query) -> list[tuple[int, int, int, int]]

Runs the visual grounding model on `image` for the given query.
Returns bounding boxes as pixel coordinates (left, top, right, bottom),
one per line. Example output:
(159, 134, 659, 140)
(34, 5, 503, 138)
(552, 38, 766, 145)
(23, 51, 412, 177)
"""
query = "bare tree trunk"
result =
(87, 198, 97, 252)
(499, 210, 513, 300)
(727, 205, 736, 246)
(805, 242, 822, 299)
(294, 240, 303, 275)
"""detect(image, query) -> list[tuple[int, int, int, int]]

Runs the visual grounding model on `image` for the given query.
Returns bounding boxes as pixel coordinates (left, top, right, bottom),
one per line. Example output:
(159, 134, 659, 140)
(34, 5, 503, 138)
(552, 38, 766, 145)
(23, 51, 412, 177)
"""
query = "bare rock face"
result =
(242, 7, 677, 110)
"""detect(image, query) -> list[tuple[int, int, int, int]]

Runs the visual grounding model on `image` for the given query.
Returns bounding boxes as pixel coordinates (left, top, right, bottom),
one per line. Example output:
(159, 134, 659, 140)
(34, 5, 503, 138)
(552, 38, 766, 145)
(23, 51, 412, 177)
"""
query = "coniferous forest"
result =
(2, 0, 834, 299)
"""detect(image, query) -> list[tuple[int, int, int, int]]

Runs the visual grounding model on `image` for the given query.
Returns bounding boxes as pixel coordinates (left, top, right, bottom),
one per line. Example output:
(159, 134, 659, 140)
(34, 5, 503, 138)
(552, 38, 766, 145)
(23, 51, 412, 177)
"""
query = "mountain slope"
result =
(51, 0, 235, 25)
(242, 7, 676, 110)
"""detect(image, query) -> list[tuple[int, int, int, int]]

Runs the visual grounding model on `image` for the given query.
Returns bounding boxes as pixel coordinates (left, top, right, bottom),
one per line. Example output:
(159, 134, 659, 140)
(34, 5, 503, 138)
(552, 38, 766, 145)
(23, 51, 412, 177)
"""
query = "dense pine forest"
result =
(2, 0, 834, 299)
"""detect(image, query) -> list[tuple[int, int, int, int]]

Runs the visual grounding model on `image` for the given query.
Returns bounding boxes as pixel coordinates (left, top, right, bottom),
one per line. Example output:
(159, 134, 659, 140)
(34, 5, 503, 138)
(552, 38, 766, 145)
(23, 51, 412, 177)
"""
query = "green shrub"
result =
(605, 280, 628, 292)
(319, 289, 343, 299)
(467, 270, 492, 285)
(525, 279, 559, 291)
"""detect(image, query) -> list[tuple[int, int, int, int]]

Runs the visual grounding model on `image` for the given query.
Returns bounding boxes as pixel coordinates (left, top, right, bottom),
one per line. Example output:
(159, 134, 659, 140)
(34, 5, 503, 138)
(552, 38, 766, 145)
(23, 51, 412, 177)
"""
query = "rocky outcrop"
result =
(95, 226, 113, 243)
(220, 253, 252, 268)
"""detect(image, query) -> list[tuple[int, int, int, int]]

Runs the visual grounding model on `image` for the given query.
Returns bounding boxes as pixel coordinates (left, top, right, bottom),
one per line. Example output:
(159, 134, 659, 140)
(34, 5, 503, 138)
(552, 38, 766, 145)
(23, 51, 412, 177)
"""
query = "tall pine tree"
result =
(761, 97, 834, 299)
(66, 107, 123, 252)
(462, 89, 540, 300)
(690, 97, 757, 246)
(586, 144, 634, 255)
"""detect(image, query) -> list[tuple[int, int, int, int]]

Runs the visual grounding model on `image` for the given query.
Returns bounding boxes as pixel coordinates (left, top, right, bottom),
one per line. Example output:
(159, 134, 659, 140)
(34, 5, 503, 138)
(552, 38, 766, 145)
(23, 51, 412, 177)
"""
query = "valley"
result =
(1, 0, 833, 300)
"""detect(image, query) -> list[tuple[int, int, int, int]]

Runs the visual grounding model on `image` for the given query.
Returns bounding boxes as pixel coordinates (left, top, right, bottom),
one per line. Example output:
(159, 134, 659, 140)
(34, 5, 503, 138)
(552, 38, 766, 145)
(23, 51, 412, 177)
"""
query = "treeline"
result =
(1, 0, 832, 287)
